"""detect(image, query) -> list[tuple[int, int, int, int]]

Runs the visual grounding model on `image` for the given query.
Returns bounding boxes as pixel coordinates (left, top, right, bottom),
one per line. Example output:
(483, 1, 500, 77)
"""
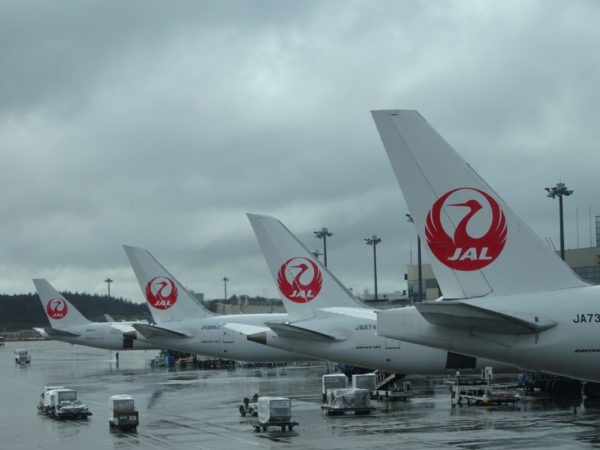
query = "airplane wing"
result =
(226, 321, 339, 344)
(43, 328, 81, 338)
(104, 314, 115, 322)
(415, 301, 557, 335)
(132, 323, 190, 339)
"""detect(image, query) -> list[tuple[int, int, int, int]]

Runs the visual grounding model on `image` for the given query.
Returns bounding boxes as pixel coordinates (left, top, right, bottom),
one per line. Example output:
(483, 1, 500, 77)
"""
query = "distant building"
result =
(564, 247, 600, 285)
(405, 264, 440, 302)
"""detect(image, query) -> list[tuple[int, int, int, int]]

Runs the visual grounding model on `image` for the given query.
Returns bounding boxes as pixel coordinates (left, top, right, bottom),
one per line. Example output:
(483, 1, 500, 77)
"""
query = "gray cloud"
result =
(2, 0, 600, 301)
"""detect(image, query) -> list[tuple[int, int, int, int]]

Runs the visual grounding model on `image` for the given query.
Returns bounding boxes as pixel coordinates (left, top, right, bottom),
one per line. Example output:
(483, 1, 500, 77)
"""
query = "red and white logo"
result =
(425, 187, 507, 271)
(46, 298, 68, 320)
(145, 276, 178, 310)
(277, 257, 323, 303)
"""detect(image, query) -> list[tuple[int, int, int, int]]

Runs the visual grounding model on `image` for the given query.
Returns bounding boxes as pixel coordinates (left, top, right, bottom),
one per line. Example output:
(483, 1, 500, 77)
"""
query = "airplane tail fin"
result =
(123, 245, 214, 323)
(371, 110, 587, 298)
(247, 213, 365, 320)
(33, 279, 91, 328)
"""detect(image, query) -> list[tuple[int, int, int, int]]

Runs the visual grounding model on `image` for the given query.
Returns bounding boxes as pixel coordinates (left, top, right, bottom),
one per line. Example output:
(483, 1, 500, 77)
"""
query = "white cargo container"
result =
(322, 388, 374, 415)
(257, 397, 291, 424)
(252, 396, 297, 432)
(321, 374, 348, 402)
(352, 373, 376, 391)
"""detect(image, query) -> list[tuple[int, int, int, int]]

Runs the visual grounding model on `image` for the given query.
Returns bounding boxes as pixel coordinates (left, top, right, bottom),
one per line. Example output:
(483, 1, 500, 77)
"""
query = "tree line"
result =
(0, 292, 151, 331)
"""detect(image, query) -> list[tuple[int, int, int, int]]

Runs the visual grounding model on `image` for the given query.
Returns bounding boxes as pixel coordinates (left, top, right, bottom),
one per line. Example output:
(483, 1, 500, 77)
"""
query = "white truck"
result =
(38, 386, 92, 420)
(251, 397, 297, 432)
(109, 394, 139, 431)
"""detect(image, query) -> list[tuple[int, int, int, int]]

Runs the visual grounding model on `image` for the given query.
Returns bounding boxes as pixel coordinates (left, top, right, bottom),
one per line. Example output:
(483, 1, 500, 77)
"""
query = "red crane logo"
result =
(46, 298, 68, 319)
(277, 257, 323, 303)
(425, 187, 507, 271)
(145, 276, 178, 310)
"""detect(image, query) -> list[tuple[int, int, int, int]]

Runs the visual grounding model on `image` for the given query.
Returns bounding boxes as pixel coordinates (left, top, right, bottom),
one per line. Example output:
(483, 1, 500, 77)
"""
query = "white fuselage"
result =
(377, 285, 600, 382)
(142, 314, 310, 362)
(257, 308, 516, 374)
(46, 323, 157, 350)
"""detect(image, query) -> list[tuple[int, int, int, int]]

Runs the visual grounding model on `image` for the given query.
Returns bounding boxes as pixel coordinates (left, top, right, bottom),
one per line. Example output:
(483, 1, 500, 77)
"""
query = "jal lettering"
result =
(290, 289, 314, 298)
(447, 247, 492, 261)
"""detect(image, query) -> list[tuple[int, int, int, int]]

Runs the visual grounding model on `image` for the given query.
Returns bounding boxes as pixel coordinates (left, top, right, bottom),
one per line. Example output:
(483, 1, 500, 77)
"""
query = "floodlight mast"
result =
(222, 277, 229, 301)
(406, 214, 423, 302)
(314, 227, 333, 267)
(365, 235, 382, 301)
(105, 278, 113, 298)
(545, 182, 573, 261)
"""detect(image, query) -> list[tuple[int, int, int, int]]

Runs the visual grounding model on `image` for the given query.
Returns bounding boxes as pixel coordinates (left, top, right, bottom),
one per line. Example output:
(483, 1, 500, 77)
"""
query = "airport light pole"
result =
(222, 277, 229, 301)
(545, 182, 573, 261)
(406, 214, 423, 302)
(314, 227, 333, 267)
(104, 278, 113, 298)
(365, 235, 382, 301)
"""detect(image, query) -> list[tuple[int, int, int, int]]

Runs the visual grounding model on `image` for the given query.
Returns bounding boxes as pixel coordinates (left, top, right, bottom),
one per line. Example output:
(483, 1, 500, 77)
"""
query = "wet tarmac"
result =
(2, 340, 600, 449)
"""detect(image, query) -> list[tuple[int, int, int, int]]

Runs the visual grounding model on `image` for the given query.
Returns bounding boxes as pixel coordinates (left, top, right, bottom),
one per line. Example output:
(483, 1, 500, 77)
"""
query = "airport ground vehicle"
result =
(14, 349, 31, 364)
(38, 386, 92, 420)
(108, 394, 139, 431)
(239, 394, 259, 416)
(251, 397, 297, 432)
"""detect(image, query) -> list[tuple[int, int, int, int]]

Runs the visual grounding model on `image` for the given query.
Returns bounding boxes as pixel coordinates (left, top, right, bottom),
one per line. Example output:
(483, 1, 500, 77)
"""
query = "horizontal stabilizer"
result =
(223, 323, 270, 335)
(266, 322, 338, 342)
(319, 307, 377, 321)
(132, 323, 189, 339)
(33, 327, 48, 338)
(44, 328, 81, 338)
(415, 301, 557, 335)
(110, 322, 138, 334)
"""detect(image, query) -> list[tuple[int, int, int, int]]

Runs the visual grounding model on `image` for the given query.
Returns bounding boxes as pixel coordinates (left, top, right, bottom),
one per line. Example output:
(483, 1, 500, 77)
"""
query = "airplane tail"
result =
(247, 213, 365, 320)
(33, 279, 91, 328)
(371, 110, 587, 298)
(123, 245, 214, 323)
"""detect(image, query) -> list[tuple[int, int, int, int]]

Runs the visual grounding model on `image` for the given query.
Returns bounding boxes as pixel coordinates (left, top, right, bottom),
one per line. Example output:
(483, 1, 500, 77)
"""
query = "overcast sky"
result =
(2, 0, 600, 303)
